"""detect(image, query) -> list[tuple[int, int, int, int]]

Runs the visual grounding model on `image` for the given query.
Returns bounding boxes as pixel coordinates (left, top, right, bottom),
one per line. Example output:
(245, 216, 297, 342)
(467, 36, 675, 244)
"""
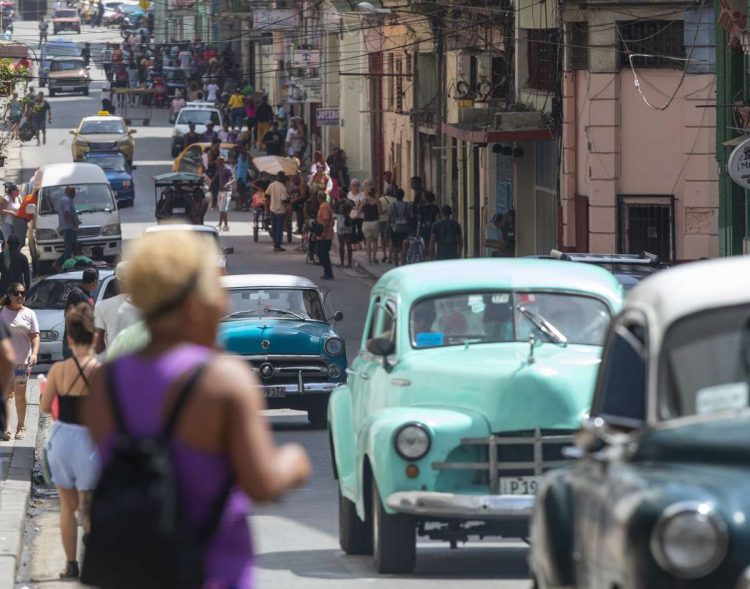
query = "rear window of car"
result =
(51, 60, 83, 71)
(176, 109, 220, 126)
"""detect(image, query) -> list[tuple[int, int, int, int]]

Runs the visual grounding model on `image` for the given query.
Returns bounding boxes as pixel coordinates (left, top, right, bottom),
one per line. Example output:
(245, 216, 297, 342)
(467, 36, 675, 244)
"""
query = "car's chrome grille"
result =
(433, 429, 575, 493)
(244, 354, 329, 384)
(88, 142, 117, 150)
(77, 225, 101, 238)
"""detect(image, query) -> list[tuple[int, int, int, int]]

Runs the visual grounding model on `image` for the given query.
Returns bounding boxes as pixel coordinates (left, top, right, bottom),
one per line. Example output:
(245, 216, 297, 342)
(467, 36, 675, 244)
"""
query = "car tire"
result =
(307, 397, 328, 426)
(339, 487, 373, 555)
(371, 478, 416, 574)
(49, 88, 56, 97)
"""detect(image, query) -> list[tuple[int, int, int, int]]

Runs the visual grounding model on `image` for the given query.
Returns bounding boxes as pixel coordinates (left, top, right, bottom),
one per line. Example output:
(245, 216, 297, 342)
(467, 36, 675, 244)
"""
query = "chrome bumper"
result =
(386, 491, 534, 520)
(258, 382, 337, 397)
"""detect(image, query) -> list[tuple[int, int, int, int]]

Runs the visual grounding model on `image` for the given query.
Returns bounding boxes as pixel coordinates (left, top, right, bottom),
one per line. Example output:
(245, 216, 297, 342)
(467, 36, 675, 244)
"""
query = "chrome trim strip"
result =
(386, 491, 534, 519)
(432, 460, 570, 471)
(256, 382, 336, 395)
(243, 354, 323, 362)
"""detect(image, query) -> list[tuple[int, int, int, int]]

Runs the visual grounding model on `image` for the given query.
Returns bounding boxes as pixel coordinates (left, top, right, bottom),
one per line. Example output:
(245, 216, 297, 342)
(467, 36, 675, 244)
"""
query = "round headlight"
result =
(327, 364, 341, 379)
(394, 423, 430, 460)
(650, 502, 728, 579)
(324, 337, 344, 356)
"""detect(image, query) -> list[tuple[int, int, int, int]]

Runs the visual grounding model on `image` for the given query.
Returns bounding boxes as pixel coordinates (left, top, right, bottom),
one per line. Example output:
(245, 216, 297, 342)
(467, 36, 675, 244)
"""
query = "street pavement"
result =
(5, 19, 531, 589)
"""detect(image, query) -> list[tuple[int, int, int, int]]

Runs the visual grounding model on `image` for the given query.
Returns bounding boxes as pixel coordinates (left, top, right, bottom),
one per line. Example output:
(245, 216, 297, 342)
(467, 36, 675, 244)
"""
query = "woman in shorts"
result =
(1, 282, 39, 441)
(40, 303, 100, 579)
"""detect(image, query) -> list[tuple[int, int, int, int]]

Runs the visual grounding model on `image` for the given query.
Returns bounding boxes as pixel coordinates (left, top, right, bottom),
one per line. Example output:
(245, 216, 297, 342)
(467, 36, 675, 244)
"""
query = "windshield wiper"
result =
(518, 306, 568, 346)
(263, 307, 305, 320)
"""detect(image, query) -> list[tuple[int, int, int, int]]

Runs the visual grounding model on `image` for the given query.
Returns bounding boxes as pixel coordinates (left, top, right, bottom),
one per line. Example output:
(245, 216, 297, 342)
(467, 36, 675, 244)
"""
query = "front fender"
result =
(328, 384, 357, 496)
(356, 406, 490, 518)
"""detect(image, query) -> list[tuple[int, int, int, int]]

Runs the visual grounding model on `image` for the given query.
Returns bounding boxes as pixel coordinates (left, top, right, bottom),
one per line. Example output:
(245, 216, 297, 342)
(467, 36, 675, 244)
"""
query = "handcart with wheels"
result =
(110, 87, 154, 126)
(153, 171, 205, 224)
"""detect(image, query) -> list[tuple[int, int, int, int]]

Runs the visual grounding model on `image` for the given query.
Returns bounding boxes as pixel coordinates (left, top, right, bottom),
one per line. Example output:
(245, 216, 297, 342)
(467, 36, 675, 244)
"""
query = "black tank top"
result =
(57, 355, 93, 425)
(363, 201, 379, 222)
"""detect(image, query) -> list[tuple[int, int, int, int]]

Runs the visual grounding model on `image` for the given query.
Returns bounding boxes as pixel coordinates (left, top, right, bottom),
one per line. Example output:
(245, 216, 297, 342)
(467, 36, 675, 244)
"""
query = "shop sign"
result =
(316, 107, 339, 126)
(253, 9, 300, 31)
(292, 50, 320, 69)
(728, 137, 750, 190)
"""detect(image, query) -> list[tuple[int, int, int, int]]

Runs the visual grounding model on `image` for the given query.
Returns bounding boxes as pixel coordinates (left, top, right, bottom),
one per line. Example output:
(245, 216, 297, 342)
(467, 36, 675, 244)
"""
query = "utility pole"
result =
(434, 12, 444, 205)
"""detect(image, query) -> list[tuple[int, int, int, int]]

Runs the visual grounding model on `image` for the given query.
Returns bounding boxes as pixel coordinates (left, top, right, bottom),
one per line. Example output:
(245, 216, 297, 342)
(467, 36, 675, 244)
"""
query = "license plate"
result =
(499, 476, 539, 495)
(262, 386, 286, 398)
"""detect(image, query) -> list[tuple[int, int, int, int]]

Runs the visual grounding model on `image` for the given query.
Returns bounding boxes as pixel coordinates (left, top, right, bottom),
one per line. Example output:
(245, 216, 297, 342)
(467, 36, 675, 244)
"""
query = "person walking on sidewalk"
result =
(429, 205, 463, 260)
(39, 303, 100, 579)
(267, 171, 288, 252)
(334, 194, 353, 267)
(0, 318, 14, 438)
(361, 188, 381, 265)
(255, 95, 274, 150)
(81, 230, 310, 589)
(38, 17, 48, 45)
(317, 191, 334, 280)
(1, 283, 39, 441)
(387, 188, 412, 267)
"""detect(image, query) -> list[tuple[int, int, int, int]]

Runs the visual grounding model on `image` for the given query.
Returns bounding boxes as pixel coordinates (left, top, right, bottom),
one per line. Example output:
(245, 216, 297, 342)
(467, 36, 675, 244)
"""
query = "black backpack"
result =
(81, 361, 230, 589)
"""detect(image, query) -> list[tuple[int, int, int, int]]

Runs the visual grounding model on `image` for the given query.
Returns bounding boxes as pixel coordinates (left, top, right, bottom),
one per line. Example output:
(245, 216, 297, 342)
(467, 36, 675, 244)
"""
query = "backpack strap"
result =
(160, 361, 210, 440)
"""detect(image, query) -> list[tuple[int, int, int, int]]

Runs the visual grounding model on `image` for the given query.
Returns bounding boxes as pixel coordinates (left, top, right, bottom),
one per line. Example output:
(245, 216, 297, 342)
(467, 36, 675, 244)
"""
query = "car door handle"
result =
(359, 372, 370, 380)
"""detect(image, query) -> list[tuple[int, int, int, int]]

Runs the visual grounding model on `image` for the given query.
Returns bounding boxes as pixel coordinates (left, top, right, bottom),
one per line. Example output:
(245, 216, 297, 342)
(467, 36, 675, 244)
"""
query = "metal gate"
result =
(617, 195, 675, 262)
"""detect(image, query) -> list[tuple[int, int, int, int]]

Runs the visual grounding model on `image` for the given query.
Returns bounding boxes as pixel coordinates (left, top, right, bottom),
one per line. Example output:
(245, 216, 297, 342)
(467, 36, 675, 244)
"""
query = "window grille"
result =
(526, 28, 559, 92)
(568, 22, 588, 70)
(617, 20, 685, 69)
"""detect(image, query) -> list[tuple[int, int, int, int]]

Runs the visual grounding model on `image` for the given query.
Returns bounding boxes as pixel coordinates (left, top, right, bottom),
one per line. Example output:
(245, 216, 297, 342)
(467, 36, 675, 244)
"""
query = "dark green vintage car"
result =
(530, 256, 750, 589)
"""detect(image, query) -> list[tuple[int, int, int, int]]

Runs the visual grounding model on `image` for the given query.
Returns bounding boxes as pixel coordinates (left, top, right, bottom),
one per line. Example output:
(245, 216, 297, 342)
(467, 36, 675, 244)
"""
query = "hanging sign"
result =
(728, 137, 750, 189)
(316, 108, 339, 126)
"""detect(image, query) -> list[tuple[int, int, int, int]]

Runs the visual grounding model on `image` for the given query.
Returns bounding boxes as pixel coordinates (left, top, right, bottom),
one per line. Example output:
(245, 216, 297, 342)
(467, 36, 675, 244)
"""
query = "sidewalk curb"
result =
(0, 394, 40, 588)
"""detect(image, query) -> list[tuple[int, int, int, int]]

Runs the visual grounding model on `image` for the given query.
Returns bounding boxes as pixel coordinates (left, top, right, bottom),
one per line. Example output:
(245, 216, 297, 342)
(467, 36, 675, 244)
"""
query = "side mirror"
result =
(330, 310, 344, 323)
(26, 204, 36, 216)
(366, 337, 394, 357)
(223, 246, 234, 255)
(69, 129, 77, 135)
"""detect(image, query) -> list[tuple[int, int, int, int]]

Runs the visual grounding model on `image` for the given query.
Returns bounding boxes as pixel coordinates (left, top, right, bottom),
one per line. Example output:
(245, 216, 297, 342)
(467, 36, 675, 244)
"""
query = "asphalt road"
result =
(13, 20, 531, 588)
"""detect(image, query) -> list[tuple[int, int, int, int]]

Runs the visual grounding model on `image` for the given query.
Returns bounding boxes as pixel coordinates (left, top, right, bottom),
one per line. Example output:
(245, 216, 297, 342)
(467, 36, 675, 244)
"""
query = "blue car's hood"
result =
(219, 318, 334, 355)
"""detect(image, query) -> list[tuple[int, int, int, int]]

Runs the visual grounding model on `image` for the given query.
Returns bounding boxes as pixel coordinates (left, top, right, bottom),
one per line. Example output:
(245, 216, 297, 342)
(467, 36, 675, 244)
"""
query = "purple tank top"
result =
(100, 344, 254, 589)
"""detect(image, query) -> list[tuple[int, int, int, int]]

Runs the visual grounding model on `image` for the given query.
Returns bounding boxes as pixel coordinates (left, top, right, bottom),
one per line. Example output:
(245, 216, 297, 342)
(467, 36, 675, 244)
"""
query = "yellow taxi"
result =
(173, 142, 237, 174)
(70, 111, 137, 164)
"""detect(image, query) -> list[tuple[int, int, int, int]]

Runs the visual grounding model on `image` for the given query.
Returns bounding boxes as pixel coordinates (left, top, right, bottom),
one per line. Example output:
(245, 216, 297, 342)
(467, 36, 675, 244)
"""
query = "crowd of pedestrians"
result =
(247, 151, 465, 281)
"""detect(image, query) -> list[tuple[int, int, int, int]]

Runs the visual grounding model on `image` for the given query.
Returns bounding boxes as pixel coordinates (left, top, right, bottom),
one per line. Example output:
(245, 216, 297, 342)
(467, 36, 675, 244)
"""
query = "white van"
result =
(28, 163, 121, 273)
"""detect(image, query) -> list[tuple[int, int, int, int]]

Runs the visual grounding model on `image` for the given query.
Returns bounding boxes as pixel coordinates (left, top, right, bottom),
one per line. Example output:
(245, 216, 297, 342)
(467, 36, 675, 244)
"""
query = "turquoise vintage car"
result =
(218, 274, 346, 425)
(530, 256, 750, 589)
(328, 259, 623, 573)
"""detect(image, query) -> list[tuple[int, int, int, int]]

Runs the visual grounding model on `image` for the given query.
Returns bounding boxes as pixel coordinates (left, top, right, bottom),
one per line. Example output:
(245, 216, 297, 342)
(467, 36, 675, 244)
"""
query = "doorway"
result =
(617, 195, 674, 262)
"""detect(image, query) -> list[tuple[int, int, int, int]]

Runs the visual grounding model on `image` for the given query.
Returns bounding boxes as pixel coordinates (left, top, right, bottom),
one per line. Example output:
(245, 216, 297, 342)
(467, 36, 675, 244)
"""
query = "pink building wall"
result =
(562, 69, 718, 260)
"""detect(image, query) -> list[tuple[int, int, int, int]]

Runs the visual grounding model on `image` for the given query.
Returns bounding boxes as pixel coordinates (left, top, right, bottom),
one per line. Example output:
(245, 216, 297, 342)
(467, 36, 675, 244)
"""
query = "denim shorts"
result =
(45, 421, 100, 490)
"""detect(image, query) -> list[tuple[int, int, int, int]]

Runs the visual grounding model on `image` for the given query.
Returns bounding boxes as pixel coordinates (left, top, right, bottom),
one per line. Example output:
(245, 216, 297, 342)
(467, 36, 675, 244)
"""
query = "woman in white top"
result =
(347, 179, 365, 250)
(170, 91, 185, 124)
(1, 282, 39, 441)
(1, 185, 21, 242)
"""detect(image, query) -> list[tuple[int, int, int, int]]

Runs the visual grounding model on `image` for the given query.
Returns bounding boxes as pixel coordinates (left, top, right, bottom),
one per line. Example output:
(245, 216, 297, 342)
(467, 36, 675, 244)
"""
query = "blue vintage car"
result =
(218, 274, 346, 425)
(530, 256, 750, 589)
(329, 259, 623, 573)
(82, 151, 135, 207)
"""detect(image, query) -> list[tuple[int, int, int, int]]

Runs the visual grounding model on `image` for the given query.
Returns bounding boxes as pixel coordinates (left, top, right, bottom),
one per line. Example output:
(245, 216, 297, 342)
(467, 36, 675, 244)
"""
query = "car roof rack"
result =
(549, 249, 663, 266)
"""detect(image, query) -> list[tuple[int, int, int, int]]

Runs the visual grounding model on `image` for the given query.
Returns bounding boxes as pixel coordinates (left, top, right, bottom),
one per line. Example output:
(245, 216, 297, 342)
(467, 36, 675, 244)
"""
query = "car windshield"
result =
(80, 120, 126, 134)
(660, 304, 750, 419)
(164, 69, 186, 82)
(410, 291, 611, 348)
(39, 184, 115, 215)
(51, 60, 83, 71)
(225, 288, 326, 321)
(85, 154, 128, 171)
(26, 279, 100, 310)
(55, 9, 78, 17)
(177, 110, 220, 126)
(46, 44, 81, 58)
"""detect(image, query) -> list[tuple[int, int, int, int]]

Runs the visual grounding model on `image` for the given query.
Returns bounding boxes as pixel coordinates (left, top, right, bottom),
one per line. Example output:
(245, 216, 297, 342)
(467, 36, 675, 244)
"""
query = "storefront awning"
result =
(442, 122, 555, 144)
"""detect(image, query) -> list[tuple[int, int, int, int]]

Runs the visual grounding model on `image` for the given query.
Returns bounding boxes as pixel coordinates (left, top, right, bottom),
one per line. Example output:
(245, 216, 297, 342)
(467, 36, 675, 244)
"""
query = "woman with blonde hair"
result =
(83, 230, 310, 588)
(40, 303, 100, 579)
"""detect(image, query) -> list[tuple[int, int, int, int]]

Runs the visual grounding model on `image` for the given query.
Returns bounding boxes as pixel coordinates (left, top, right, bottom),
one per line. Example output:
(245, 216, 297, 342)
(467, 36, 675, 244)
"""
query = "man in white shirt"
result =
(266, 171, 289, 252)
(94, 263, 141, 353)
(178, 48, 192, 73)
(205, 80, 220, 104)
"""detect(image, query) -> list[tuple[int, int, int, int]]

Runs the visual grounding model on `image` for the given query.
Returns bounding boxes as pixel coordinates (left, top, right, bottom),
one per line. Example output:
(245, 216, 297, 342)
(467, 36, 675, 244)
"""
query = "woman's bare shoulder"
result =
(201, 355, 259, 402)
